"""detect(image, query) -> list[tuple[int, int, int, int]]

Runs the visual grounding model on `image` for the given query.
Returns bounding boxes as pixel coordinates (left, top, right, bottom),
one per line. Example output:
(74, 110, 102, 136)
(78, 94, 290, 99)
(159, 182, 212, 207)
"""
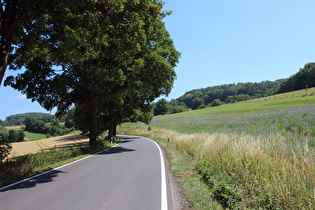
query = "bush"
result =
(8, 130, 25, 142)
(0, 127, 12, 162)
(24, 117, 74, 137)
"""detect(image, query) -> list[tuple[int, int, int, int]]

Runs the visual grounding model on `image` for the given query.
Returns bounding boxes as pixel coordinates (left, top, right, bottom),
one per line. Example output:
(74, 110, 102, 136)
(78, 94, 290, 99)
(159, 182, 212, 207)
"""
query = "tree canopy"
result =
(277, 62, 315, 94)
(5, 0, 180, 145)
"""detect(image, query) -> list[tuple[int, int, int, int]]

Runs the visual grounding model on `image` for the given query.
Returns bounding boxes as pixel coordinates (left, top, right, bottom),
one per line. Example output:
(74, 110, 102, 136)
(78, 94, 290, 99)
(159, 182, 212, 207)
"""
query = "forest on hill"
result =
(154, 62, 315, 115)
(277, 62, 315, 94)
(4, 113, 62, 126)
(153, 79, 285, 115)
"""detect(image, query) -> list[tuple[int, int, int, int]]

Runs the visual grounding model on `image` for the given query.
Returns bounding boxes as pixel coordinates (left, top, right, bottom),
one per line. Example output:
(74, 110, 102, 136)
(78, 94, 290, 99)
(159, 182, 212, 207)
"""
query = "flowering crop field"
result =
(151, 96, 315, 137)
(151, 105, 315, 139)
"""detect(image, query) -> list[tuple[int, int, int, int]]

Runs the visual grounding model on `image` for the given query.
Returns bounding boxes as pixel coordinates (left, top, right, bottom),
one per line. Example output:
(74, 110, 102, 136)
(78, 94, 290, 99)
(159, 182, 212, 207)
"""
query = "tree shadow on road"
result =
(0, 170, 66, 192)
(96, 146, 135, 155)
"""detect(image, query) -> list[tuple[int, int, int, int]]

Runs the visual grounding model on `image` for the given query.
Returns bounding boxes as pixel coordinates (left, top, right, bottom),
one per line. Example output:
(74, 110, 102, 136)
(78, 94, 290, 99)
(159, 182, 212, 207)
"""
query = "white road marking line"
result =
(149, 139, 168, 210)
(0, 141, 122, 191)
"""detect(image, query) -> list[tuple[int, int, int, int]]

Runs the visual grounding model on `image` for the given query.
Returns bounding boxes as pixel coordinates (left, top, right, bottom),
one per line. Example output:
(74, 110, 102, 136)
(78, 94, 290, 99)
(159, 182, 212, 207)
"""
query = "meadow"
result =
(120, 93, 315, 209)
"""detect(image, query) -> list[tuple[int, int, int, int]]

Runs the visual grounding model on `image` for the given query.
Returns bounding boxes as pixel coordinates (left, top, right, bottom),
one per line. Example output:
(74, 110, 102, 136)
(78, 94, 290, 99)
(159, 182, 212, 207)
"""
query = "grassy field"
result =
(5, 125, 48, 141)
(5, 124, 74, 141)
(120, 91, 315, 209)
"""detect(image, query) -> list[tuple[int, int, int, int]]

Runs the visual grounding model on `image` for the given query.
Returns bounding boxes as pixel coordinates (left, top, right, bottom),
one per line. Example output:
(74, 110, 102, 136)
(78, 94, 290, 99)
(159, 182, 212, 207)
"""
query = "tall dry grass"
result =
(119, 125, 315, 209)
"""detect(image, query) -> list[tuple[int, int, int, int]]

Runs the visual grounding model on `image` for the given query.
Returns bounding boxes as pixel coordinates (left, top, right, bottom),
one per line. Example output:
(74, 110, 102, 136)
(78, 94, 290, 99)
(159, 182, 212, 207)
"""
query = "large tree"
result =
(0, 0, 41, 85)
(0, 0, 93, 85)
(6, 0, 179, 145)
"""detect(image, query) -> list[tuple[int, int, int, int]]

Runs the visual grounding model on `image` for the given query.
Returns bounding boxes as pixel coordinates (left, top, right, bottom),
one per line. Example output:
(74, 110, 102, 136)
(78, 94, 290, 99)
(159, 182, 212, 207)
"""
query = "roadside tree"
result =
(5, 1, 179, 145)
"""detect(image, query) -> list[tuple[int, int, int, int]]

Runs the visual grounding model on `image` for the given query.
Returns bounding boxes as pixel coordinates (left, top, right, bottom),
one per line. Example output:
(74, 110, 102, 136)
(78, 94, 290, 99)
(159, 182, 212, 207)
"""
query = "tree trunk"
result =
(0, 51, 10, 86)
(108, 103, 115, 140)
(88, 94, 97, 147)
(113, 121, 117, 137)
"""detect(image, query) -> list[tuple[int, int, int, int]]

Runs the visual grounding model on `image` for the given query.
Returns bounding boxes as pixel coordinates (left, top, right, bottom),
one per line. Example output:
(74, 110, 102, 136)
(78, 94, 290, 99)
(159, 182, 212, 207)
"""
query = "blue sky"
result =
(1, 0, 315, 120)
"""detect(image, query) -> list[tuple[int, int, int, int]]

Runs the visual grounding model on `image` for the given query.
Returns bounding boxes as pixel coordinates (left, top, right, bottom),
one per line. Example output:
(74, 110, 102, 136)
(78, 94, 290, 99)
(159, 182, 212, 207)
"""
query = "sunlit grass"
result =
(118, 125, 315, 209)
(23, 131, 48, 141)
(170, 95, 315, 117)
(120, 92, 315, 209)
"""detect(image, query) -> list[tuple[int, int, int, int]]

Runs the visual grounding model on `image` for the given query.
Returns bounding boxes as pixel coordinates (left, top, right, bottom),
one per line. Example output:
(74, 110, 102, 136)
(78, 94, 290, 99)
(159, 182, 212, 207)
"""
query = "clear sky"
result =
(1, 0, 315, 120)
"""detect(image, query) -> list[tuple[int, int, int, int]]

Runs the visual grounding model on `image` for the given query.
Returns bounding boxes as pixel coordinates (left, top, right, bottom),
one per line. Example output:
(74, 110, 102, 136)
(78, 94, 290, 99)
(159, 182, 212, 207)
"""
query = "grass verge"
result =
(118, 125, 315, 209)
(118, 125, 223, 209)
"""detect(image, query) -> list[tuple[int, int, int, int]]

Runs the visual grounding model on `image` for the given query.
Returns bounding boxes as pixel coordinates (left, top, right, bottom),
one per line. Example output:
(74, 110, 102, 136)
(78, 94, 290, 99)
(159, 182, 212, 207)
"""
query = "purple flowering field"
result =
(151, 106, 315, 139)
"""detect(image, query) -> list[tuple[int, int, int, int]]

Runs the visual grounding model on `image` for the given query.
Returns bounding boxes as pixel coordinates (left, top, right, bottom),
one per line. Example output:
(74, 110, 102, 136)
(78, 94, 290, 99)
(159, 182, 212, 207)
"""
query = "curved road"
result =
(0, 135, 171, 210)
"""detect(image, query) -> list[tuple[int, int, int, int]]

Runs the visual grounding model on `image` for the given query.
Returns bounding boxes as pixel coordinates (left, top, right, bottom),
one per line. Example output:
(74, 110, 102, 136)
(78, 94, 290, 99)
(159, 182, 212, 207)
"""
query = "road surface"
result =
(0, 135, 171, 210)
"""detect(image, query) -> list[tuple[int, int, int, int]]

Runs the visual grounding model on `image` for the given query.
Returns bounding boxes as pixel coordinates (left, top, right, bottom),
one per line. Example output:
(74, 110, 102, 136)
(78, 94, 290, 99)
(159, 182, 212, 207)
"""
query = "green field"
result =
(121, 90, 315, 209)
(173, 93, 315, 117)
(5, 126, 48, 141)
(23, 131, 48, 141)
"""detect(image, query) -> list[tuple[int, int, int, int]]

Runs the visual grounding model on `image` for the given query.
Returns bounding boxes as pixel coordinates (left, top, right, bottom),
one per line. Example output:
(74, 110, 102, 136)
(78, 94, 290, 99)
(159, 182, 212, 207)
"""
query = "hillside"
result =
(121, 88, 315, 209)
(150, 88, 315, 135)
(174, 87, 315, 116)
(153, 79, 286, 115)
(177, 79, 285, 108)
(4, 113, 56, 126)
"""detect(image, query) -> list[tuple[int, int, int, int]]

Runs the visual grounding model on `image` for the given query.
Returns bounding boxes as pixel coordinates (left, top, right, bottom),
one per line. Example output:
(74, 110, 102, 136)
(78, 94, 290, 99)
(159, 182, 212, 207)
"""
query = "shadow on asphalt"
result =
(0, 170, 66, 192)
(1, 137, 137, 192)
(97, 146, 135, 155)
(119, 136, 141, 140)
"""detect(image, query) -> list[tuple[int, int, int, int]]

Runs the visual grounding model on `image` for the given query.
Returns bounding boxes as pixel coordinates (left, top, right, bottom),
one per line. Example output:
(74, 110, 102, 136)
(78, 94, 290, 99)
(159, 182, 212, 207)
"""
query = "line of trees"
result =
(153, 61, 315, 116)
(277, 62, 315, 94)
(153, 80, 284, 115)
(178, 80, 284, 110)
(3, 1, 180, 146)
(4, 113, 58, 126)
(24, 117, 73, 137)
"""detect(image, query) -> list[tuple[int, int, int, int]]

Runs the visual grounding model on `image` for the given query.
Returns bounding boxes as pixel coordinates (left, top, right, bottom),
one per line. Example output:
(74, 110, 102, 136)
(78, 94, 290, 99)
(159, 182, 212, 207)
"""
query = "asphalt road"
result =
(0, 135, 171, 210)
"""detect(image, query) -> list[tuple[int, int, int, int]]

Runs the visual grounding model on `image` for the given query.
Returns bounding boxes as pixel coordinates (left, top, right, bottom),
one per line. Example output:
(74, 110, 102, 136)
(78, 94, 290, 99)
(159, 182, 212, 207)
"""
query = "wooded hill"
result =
(154, 62, 315, 115)
(177, 79, 285, 109)
(4, 113, 57, 126)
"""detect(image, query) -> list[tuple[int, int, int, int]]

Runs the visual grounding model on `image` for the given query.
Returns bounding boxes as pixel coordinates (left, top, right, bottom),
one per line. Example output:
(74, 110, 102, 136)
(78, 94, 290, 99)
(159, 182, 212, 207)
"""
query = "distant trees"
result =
(0, 126, 12, 162)
(24, 117, 73, 137)
(210, 99, 223, 107)
(154, 99, 169, 115)
(152, 80, 284, 115)
(8, 130, 24, 142)
(277, 63, 315, 94)
(4, 113, 56, 126)
(175, 80, 283, 111)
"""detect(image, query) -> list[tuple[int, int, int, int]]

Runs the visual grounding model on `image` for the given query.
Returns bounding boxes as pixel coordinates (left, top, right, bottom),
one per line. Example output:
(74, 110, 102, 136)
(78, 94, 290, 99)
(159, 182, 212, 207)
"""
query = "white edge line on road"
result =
(0, 141, 123, 191)
(148, 139, 168, 210)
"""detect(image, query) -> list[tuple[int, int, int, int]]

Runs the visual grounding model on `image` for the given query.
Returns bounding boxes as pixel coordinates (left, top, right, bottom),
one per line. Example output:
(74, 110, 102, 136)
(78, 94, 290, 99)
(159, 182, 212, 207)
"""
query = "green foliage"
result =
(191, 97, 205, 110)
(176, 80, 284, 109)
(4, 113, 55, 126)
(24, 117, 73, 137)
(210, 99, 222, 107)
(277, 62, 315, 94)
(0, 126, 12, 162)
(8, 129, 24, 142)
(154, 98, 169, 115)
(5, 0, 179, 145)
